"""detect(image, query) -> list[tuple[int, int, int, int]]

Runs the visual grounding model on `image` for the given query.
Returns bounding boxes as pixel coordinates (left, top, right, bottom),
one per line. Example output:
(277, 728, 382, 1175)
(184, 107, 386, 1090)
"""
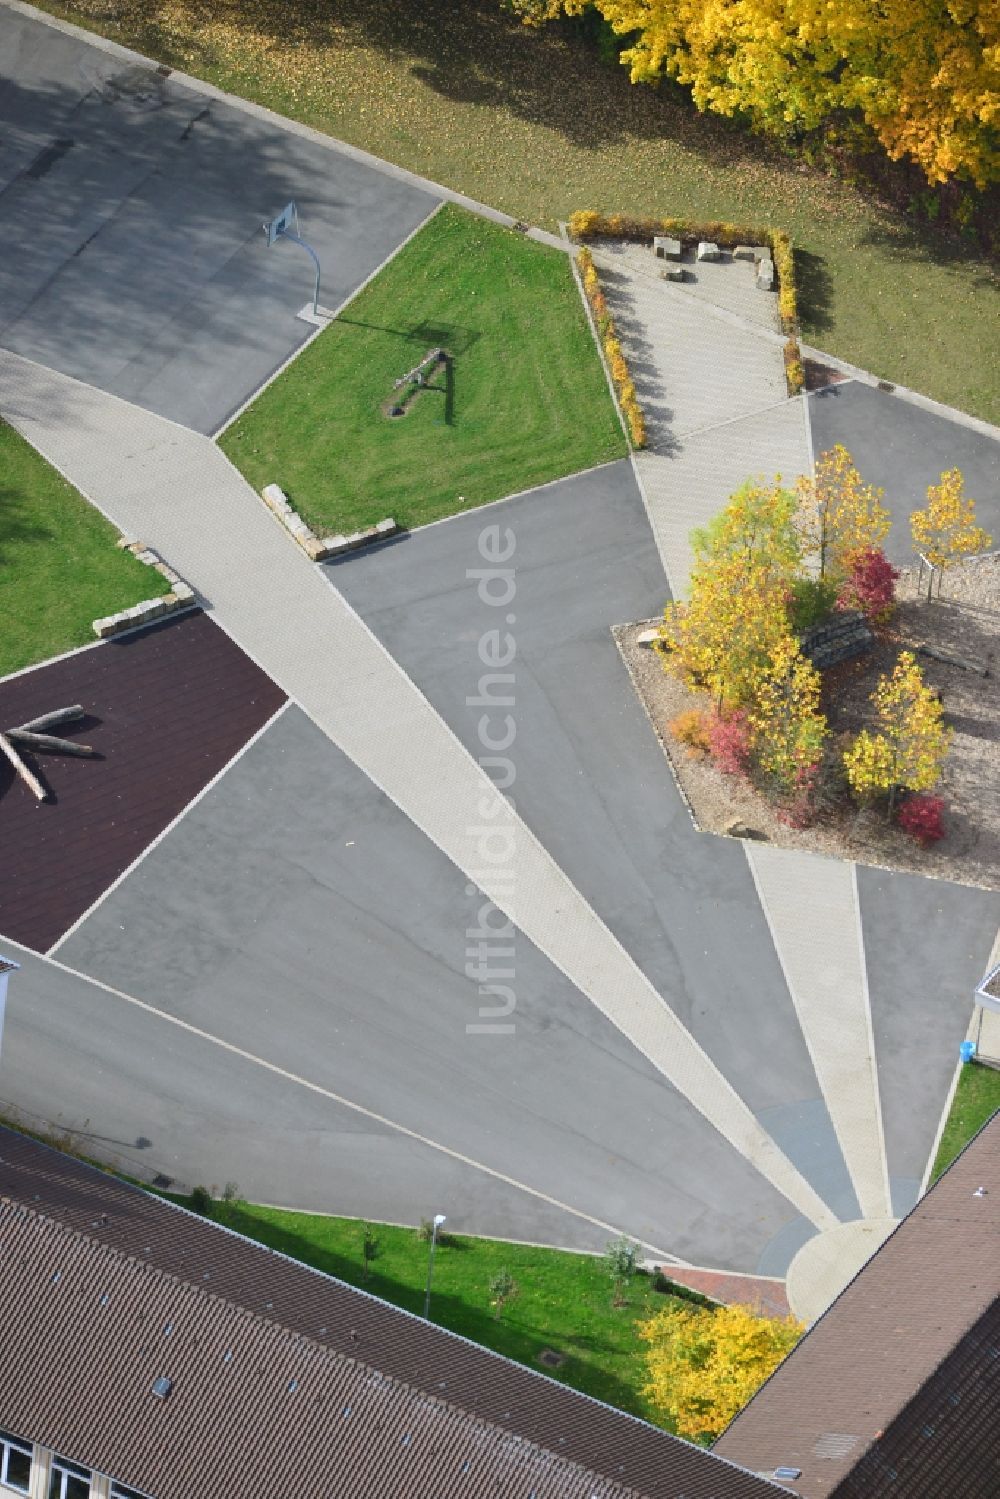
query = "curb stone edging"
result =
(611, 620, 703, 836)
(261, 483, 400, 559)
(91, 539, 197, 638)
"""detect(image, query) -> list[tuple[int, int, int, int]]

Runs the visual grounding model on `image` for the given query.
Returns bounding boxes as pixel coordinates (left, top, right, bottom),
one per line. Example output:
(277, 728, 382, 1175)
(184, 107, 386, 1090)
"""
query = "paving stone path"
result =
(591, 249, 950, 1308)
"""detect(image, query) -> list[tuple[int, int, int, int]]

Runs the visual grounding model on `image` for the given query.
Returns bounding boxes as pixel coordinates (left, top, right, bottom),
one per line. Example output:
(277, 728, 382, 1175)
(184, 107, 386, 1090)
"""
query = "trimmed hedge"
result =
(576, 246, 647, 448)
(568, 211, 804, 396)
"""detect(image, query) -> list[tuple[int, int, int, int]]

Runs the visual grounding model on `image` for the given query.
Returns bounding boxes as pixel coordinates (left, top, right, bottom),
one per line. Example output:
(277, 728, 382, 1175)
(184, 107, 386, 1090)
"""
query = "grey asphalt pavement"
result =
(857, 865, 1000, 1217)
(332, 462, 999, 1230)
(333, 461, 861, 1233)
(808, 382, 1000, 566)
(52, 703, 806, 1269)
(0, 7, 439, 432)
(0, 938, 618, 1252)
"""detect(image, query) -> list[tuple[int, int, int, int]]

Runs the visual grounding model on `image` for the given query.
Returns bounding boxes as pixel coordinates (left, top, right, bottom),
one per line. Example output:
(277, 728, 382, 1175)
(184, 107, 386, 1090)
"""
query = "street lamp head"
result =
(433, 1214, 447, 1227)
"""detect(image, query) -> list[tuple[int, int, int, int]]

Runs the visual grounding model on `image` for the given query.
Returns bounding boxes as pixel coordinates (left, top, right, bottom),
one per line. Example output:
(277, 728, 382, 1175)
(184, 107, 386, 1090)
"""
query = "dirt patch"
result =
(616, 563, 1000, 890)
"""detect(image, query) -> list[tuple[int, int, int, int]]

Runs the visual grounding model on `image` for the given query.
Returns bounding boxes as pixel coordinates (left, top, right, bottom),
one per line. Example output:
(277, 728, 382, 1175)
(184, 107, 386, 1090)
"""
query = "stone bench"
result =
(799, 610, 874, 671)
(756, 257, 776, 291)
(696, 241, 721, 262)
(653, 236, 682, 261)
(733, 245, 770, 262)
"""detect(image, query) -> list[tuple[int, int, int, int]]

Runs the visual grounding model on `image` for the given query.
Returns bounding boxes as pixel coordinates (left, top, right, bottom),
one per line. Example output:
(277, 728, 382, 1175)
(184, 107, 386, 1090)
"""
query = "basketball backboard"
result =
(263, 201, 297, 246)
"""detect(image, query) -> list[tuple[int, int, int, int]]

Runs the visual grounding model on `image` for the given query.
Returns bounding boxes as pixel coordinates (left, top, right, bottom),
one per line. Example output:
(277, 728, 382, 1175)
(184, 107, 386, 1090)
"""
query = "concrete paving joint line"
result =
(3, 1, 562, 254)
(649, 393, 801, 451)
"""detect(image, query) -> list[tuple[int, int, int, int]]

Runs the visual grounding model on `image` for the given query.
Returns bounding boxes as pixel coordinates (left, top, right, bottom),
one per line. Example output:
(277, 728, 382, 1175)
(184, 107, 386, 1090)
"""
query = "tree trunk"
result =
(0, 733, 48, 801)
(6, 730, 95, 757)
(13, 705, 85, 733)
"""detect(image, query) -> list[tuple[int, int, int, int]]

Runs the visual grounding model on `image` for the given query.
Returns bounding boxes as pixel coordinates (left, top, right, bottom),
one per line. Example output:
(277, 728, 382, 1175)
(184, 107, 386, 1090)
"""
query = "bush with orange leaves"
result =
(576, 246, 647, 448)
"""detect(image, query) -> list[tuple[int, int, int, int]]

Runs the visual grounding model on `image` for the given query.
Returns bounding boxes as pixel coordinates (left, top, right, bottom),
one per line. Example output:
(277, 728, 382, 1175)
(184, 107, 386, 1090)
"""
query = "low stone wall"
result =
(92, 539, 196, 639)
(262, 484, 399, 560)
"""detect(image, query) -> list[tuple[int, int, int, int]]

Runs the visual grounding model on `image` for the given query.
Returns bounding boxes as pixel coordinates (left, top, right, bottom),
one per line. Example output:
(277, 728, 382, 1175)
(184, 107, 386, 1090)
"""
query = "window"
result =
(47, 1455, 91, 1499)
(0, 1429, 32, 1493)
(110, 1486, 152, 1499)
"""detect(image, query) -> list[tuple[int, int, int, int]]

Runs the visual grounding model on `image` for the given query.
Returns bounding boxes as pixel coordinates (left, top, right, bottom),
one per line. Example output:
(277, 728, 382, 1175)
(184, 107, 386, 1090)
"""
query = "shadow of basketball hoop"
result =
(409, 321, 481, 355)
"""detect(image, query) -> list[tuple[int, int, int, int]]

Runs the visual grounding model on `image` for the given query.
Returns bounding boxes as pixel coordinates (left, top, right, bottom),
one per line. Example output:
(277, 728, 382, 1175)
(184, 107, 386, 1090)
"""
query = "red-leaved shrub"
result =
(707, 709, 751, 776)
(777, 762, 821, 828)
(898, 794, 946, 845)
(837, 547, 899, 624)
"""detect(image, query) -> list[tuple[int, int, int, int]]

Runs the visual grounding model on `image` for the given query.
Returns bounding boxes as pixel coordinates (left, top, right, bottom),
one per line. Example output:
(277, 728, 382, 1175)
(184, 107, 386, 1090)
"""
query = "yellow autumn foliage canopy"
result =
(639, 1301, 803, 1442)
(795, 444, 890, 580)
(911, 467, 992, 574)
(662, 479, 801, 709)
(843, 650, 952, 799)
(749, 635, 828, 791)
(511, 0, 1000, 186)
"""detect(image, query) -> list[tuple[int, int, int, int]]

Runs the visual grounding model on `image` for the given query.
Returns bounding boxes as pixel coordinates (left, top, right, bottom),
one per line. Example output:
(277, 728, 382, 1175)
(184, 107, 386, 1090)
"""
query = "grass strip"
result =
(220, 205, 625, 533)
(931, 1060, 1000, 1181)
(0, 420, 170, 678)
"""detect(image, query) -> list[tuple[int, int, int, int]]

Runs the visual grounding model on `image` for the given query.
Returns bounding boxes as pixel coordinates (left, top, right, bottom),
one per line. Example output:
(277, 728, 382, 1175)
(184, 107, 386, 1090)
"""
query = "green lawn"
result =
(931, 1062, 1000, 1181)
(36, 1, 1000, 424)
(220, 205, 625, 533)
(0, 420, 170, 677)
(177, 1194, 699, 1427)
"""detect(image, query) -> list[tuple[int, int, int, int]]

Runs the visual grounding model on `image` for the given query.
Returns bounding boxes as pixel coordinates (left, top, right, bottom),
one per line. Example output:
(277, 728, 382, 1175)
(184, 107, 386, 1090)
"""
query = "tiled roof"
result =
(0, 611, 285, 952)
(714, 1110, 1000, 1497)
(0, 1128, 784, 1499)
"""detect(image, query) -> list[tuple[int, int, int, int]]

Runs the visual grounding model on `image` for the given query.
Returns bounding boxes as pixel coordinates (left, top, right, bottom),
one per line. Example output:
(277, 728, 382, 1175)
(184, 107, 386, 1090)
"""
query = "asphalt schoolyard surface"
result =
(808, 382, 1000, 566)
(6, 461, 996, 1265)
(3, 5, 999, 1274)
(0, 6, 439, 432)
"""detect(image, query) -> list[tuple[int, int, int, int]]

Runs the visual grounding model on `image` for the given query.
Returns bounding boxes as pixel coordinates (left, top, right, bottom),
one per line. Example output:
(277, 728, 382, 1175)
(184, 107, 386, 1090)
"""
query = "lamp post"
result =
(422, 1213, 446, 1319)
(0, 955, 20, 1070)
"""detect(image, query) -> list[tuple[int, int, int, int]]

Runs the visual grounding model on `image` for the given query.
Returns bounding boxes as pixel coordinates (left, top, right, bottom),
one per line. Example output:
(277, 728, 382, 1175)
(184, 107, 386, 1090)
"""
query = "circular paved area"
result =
(786, 1218, 898, 1323)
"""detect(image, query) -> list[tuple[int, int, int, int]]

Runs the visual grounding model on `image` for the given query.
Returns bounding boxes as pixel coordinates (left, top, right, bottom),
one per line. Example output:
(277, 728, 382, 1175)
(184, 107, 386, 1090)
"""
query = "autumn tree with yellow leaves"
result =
(662, 480, 800, 710)
(843, 651, 952, 813)
(662, 557, 791, 711)
(509, 1, 1000, 186)
(749, 636, 828, 796)
(911, 468, 992, 598)
(796, 444, 891, 580)
(638, 1301, 803, 1443)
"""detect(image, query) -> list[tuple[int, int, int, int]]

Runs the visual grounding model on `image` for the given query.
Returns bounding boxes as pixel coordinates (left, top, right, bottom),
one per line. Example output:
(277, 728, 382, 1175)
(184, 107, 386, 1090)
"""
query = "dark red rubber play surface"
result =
(0, 612, 285, 952)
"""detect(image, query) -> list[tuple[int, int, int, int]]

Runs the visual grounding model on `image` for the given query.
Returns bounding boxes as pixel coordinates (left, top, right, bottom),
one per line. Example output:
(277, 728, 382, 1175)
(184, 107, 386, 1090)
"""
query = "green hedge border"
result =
(575, 246, 647, 449)
(568, 212, 804, 396)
